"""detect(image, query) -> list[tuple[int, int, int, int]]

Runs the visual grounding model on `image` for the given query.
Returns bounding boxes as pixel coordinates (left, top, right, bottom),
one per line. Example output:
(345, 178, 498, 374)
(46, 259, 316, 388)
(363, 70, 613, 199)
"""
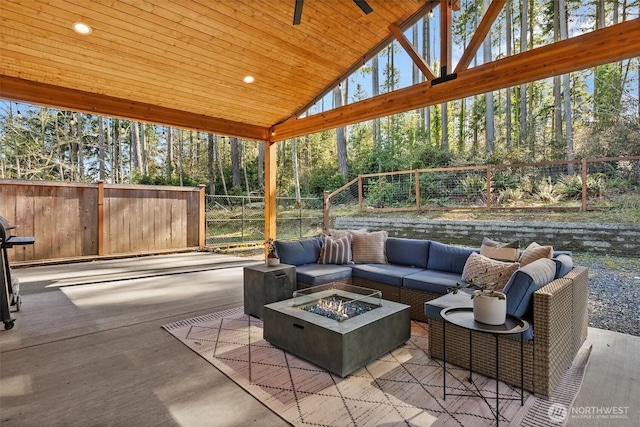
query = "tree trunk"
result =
(505, 2, 512, 149)
(230, 137, 241, 188)
(559, 0, 574, 171)
(333, 84, 349, 179)
(422, 15, 431, 141)
(98, 116, 106, 181)
(165, 127, 172, 180)
(441, 103, 448, 151)
(291, 138, 301, 202)
(215, 136, 230, 203)
(207, 133, 216, 195)
(258, 142, 264, 191)
(140, 123, 147, 175)
(131, 121, 141, 172)
(483, 0, 494, 154)
(372, 54, 381, 168)
(553, 0, 562, 147)
(178, 130, 184, 186)
(519, 0, 528, 148)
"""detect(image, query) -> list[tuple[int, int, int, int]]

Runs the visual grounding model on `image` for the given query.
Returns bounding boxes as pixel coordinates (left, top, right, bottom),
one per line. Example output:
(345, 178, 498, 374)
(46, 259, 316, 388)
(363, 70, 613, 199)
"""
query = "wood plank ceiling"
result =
(1, 0, 640, 143)
(0, 0, 434, 141)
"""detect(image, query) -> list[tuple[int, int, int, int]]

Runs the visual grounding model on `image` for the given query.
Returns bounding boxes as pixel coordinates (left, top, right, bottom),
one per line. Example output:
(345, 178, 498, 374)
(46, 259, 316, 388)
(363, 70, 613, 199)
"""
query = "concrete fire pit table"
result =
(263, 284, 411, 377)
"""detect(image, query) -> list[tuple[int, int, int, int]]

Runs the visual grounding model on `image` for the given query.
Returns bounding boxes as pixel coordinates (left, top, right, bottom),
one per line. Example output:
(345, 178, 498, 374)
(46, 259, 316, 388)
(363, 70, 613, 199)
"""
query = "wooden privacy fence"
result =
(0, 179, 205, 263)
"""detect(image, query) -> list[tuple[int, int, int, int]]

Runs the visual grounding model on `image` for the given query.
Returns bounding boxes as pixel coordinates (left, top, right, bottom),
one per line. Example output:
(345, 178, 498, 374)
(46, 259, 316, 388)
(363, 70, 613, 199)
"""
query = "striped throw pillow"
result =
(317, 235, 352, 265)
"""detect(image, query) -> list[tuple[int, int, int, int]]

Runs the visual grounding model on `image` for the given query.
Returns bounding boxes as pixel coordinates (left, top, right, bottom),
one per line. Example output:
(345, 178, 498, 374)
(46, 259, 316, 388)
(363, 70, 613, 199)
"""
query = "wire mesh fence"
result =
(205, 157, 639, 245)
(206, 195, 324, 246)
(327, 156, 640, 227)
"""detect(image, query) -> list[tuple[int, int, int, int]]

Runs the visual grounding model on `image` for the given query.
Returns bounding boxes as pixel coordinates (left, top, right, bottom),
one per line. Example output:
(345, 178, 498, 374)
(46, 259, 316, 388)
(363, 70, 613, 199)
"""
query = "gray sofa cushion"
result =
(295, 264, 353, 286)
(503, 258, 556, 319)
(426, 241, 476, 274)
(385, 237, 430, 268)
(274, 237, 322, 266)
(350, 264, 423, 287)
(403, 270, 466, 295)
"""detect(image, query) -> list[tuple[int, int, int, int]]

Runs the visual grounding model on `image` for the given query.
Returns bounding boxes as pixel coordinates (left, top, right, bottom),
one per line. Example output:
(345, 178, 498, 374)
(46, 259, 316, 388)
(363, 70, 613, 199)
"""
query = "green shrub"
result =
(496, 188, 525, 205)
(555, 174, 583, 199)
(457, 175, 486, 196)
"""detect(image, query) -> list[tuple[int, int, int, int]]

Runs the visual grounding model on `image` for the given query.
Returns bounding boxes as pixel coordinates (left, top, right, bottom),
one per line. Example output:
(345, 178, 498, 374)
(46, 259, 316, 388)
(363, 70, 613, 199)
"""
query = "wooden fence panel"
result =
(0, 179, 202, 263)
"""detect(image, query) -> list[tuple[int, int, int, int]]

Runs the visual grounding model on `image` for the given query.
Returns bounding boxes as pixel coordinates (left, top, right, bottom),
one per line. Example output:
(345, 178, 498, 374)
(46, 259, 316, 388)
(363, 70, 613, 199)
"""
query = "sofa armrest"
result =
(531, 266, 589, 396)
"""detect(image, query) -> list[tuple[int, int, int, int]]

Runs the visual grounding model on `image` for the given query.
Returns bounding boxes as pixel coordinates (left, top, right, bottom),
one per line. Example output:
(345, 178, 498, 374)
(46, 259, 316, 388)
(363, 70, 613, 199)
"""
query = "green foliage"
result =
(555, 174, 583, 199)
(496, 188, 525, 205)
(366, 178, 394, 208)
(456, 175, 486, 197)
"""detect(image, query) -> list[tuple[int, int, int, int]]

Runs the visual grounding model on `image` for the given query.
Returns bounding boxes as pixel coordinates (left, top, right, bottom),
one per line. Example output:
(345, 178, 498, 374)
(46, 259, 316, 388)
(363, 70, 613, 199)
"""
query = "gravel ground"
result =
(573, 253, 640, 337)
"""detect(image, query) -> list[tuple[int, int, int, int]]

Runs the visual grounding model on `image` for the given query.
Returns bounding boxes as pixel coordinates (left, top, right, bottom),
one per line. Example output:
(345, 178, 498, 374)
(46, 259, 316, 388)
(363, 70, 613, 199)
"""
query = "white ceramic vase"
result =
(266, 257, 280, 267)
(472, 290, 507, 325)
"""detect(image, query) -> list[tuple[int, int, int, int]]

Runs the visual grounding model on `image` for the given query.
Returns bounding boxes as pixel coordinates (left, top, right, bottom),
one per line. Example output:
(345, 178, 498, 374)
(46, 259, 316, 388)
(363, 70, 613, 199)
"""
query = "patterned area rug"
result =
(163, 307, 590, 427)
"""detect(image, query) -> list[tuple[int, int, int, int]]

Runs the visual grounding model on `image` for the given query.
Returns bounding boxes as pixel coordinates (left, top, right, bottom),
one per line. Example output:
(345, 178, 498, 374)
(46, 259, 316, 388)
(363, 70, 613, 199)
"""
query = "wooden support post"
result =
(486, 166, 492, 210)
(198, 184, 205, 249)
(358, 176, 363, 210)
(415, 170, 421, 211)
(581, 158, 588, 211)
(97, 180, 104, 256)
(323, 191, 330, 232)
(264, 139, 277, 261)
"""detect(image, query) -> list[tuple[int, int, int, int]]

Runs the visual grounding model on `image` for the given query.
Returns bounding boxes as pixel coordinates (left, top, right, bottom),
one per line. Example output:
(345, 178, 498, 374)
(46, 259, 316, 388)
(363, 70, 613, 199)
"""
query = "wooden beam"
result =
(440, 0, 453, 75)
(455, 0, 506, 73)
(271, 19, 640, 141)
(284, 0, 440, 123)
(0, 76, 270, 142)
(389, 23, 436, 81)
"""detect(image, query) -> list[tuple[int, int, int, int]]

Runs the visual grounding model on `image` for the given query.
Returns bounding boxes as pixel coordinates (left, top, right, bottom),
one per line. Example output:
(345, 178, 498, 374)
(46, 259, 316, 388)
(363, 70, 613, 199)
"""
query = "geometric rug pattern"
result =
(163, 307, 589, 427)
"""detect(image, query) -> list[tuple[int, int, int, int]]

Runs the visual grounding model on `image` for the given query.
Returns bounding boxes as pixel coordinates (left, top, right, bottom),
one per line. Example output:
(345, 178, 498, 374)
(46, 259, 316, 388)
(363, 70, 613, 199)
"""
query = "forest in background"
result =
(1, 0, 639, 199)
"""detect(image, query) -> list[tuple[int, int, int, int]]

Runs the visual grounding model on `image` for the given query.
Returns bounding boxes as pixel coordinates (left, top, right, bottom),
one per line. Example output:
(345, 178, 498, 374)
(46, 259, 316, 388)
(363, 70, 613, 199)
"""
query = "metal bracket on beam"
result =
(431, 66, 457, 85)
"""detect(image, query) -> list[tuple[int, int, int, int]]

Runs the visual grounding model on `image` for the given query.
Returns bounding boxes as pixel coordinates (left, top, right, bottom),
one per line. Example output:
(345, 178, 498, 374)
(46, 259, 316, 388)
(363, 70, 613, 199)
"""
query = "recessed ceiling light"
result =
(72, 22, 92, 35)
(243, 75, 255, 84)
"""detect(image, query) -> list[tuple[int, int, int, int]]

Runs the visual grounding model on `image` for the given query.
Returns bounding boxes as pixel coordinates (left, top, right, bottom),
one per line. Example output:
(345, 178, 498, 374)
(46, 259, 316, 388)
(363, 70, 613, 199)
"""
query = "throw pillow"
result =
(480, 237, 520, 262)
(317, 234, 352, 265)
(519, 242, 553, 267)
(351, 230, 388, 264)
(329, 228, 366, 239)
(461, 252, 520, 291)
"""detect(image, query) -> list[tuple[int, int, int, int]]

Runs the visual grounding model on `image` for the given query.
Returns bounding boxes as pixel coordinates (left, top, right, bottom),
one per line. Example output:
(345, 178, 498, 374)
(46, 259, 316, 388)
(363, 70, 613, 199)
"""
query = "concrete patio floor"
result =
(1, 252, 638, 426)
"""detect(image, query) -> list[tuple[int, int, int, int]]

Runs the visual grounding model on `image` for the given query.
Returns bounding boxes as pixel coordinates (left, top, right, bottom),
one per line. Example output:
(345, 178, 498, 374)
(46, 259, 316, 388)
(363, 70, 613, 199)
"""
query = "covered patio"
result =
(1, 1, 640, 425)
(0, 252, 638, 426)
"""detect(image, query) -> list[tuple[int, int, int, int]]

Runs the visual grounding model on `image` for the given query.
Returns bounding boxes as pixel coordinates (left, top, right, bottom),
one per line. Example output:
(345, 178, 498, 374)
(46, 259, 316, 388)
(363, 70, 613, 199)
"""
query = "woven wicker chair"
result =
(426, 266, 589, 398)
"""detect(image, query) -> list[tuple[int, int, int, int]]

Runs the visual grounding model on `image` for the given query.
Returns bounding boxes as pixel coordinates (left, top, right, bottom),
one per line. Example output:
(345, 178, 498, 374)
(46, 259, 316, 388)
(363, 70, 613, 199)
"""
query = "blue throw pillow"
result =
(386, 237, 430, 268)
(274, 237, 322, 266)
(552, 254, 573, 279)
(426, 241, 476, 274)
(503, 258, 556, 319)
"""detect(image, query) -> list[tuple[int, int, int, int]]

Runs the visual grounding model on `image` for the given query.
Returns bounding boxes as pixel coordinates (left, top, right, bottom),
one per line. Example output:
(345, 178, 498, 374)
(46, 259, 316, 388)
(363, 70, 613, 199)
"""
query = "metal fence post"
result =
(241, 196, 245, 242)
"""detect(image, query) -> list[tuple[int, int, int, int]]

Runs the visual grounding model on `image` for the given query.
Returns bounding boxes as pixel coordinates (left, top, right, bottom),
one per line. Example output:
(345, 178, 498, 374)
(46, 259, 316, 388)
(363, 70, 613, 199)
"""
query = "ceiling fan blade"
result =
(353, 0, 373, 15)
(293, 0, 304, 25)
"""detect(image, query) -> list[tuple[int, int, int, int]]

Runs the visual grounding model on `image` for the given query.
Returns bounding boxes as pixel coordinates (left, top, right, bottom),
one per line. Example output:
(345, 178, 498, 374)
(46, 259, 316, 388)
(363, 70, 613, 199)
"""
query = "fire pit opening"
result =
(293, 284, 382, 322)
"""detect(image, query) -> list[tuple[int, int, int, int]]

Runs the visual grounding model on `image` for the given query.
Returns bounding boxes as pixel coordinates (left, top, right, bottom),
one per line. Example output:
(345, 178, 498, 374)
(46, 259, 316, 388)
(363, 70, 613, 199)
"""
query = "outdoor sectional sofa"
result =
(274, 233, 589, 398)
